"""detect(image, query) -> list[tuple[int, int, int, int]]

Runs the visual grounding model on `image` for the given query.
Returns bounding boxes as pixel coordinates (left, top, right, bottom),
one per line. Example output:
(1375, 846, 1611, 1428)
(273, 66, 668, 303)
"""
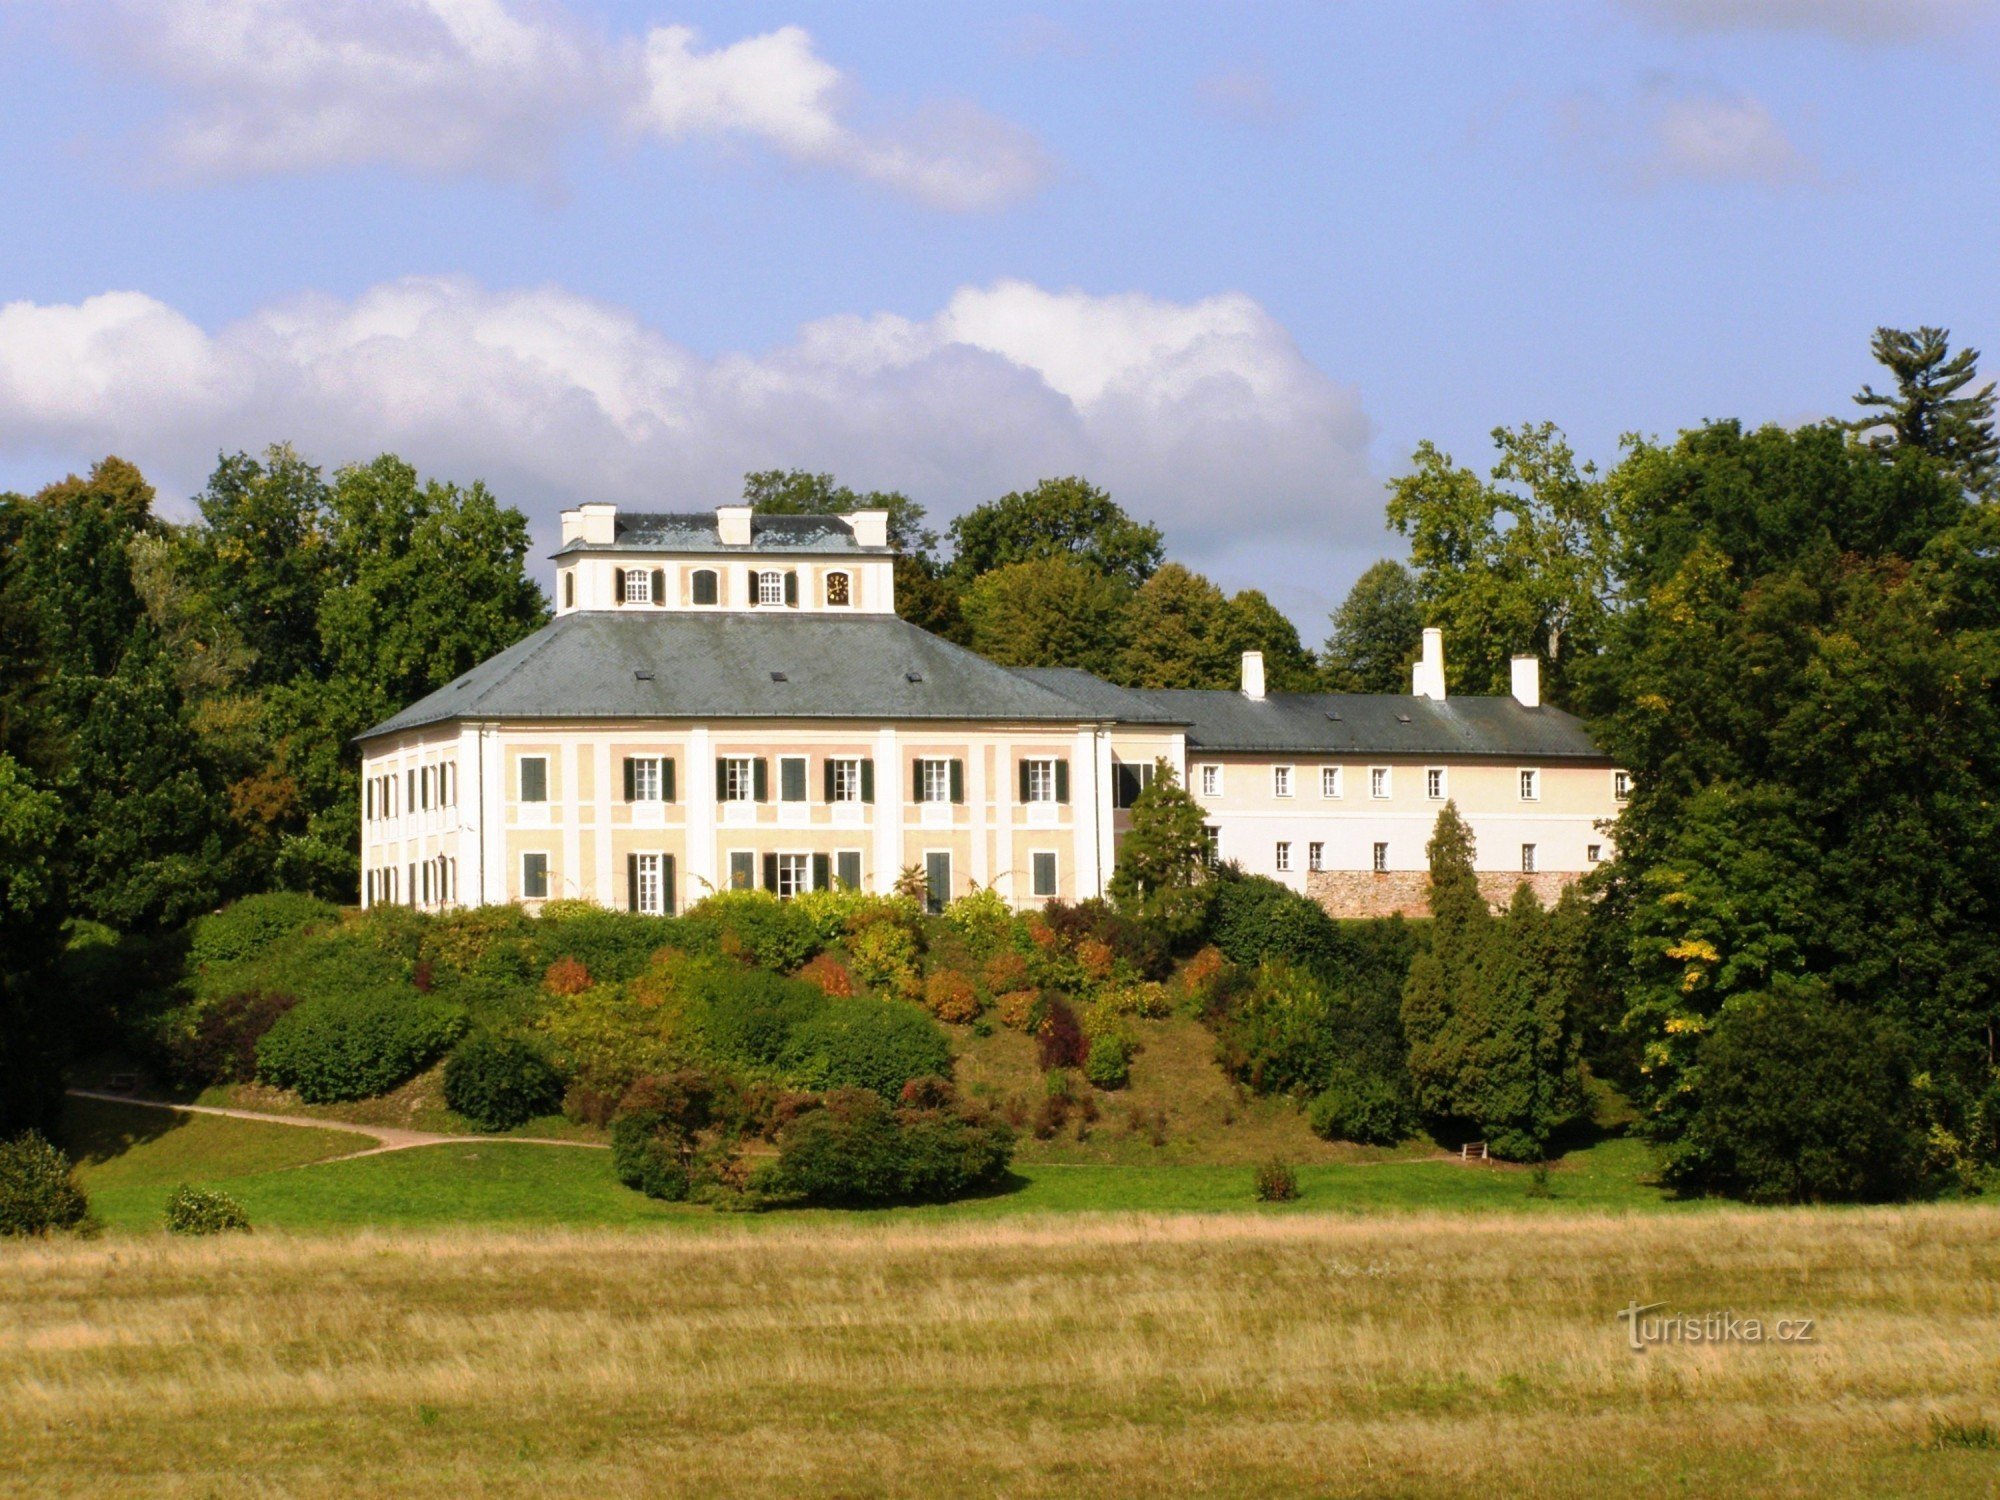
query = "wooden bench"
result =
(1460, 1142, 1489, 1162)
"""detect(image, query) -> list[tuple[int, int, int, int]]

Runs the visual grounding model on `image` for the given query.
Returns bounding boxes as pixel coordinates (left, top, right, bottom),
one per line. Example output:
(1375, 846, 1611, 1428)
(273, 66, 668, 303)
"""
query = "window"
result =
(918, 758, 957, 804)
(835, 850, 862, 890)
(563, 571, 575, 609)
(441, 762, 454, 806)
(1200, 764, 1220, 797)
(1372, 842, 1389, 873)
(1273, 766, 1293, 798)
(629, 853, 665, 914)
(776, 853, 809, 900)
(626, 756, 664, 802)
(1275, 841, 1292, 872)
(828, 758, 862, 802)
(519, 756, 547, 803)
(1426, 768, 1445, 800)
(757, 570, 785, 605)
(407, 768, 415, 810)
(1203, 825, 1221, 867)
(692, 569, 718, 606)
(779, 756, 808, 803)
(623, 569, 652, 604)
(825, 571, 851, 606)
(407, 862, 415, 905)
(1614, 770, 1631, 802)
(1024, 758, 1056, 803)
(522, 853, 549, 900)
(728, 851, 755, 891)
(923, 851, 951, 915)
(722, 757, 758, 802)
(1370, 767, 1390, 799)
(421, 862, 430, 903)
(366, 779, 375, 821)
(1308, 841, 1324, 872)
(1321, 766, 1341, 799)
(1519, 769, 1539, 801)
(1031, 851, 1058, 897)
(1112, 760, 1154, 809)
(1521, 843, 1537, 873)
(1587, 843, 1603, 864)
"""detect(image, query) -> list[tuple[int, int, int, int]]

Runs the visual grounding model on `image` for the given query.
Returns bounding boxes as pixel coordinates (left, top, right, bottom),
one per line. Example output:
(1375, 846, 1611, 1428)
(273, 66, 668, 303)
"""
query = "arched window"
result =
(563, 570, 575, 609)
(825, 571, 851, 607)
(692, 569, 718, 606)
(756, 570, 785, 606)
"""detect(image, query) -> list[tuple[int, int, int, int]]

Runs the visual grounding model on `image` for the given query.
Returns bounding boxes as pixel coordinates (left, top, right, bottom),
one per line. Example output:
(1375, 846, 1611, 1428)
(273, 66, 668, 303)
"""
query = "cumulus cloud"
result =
(1622, 0, 1989, 43)
(40, 0, 1049, 207)
(0, 277, 1378, 599)
(1558, 80, 1817, 188)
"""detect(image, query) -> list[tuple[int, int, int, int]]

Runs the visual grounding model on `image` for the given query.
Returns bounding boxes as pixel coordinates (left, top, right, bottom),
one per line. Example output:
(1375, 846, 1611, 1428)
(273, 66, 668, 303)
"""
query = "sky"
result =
(0, 0, 1997, 632)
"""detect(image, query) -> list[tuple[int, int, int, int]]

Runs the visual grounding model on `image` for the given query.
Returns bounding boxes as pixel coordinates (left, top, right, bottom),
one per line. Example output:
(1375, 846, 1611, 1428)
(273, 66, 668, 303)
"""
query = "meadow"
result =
(4, 1207, 1998, 1497)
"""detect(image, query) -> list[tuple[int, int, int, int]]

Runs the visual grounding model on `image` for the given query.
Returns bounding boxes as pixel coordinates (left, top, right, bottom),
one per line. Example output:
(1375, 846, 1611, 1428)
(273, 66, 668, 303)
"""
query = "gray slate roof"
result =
(552, 511, 886, 557)
(359, 612, 1098, 740)
(1130, 688, 1607, 759)
(1008, 667, 1186, 725)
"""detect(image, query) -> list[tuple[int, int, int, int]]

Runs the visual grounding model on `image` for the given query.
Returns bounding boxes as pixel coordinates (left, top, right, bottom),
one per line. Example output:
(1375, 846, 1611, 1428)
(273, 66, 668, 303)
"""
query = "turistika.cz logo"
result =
(1615, 1302, 1817, 1352)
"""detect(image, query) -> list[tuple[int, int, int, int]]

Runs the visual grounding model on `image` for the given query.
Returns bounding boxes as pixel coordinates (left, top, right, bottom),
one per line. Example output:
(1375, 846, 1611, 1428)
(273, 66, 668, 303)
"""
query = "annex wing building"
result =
(357, 503, 1625, 918)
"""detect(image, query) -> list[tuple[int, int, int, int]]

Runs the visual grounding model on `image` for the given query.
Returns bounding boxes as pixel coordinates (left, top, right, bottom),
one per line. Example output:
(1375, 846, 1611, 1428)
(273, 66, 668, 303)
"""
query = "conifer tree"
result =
(1853, 325, 1998, 498)
(1107, 761, 1212, 945)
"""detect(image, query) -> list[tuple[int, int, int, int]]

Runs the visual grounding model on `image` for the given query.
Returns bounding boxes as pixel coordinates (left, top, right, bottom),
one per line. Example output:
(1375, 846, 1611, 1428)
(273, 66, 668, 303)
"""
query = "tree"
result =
(1108, 761, 1211, 944)
(741, 468, 938, 560)
(1387, 424, 1611, 699)
(0, 754, 69, 1135)
(1322, 559, 1422, 693)
(1852, 325, 1998, 499)
(957, 559, 1129, 675)
(948, 477, 1164, 587)
(186, 445, 334, 685)
(1115, 564, 1233, 687)
(1219, 588, 1318, 690)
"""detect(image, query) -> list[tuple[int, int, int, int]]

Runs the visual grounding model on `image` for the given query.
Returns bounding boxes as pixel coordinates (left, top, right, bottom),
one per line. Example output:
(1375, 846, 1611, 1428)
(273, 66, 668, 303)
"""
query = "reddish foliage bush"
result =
(543, 956, 592, 996)
(1174, 945, 1234, 1011)
(983, 950, 1032, 995)
(995, 989, 1037, 1031)
(794, 953, 856, 998)
(173, 989, 301, 1084)
(923, 969, 981, 1024)
(412, 960, 435, 994)
(562, 1083, 621, 1128)
(1035, 997, 1089, 1070)
(899, 1074, 956, 1110)
(1076, 938, 1116, 982)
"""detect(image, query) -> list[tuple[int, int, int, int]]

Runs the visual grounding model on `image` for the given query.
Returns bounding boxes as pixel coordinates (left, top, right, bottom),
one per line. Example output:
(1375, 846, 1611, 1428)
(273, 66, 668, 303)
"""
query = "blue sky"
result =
(0, 0, 1995, 631)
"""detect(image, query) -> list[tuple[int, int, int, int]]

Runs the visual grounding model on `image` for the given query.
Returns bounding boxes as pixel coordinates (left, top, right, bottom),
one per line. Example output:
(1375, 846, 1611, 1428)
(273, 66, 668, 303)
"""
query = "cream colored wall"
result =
(553, 554, 895, 617)
(359, 725, 471, 911)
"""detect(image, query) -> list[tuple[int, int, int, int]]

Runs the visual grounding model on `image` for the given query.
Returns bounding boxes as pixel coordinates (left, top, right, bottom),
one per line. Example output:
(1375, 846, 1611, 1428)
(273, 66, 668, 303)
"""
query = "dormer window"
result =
(623, 570, 652, 604)
(757, 570, 784, 606)
(692, 569, 718, 606)
(825, 571, 851, 607)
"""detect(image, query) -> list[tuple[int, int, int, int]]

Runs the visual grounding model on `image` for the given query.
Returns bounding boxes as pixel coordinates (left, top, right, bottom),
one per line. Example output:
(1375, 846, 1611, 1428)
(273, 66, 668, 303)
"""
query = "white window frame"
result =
(1521, 843, 1538, 874)
(519, 756, 548, 803)
(623, 570, 652, 604)
(1024, 758, 1057, 804)
(521, 851, 551, 900)
(1370, 766, 1391, 800)
(918, 758, 952, 804)
(829, 757, 861, 803)
(632, 854, 663, 914)
(1372, 841, 1389, 873)
(1614, 770, 1631, 802)
(1426, 767, 1446, 801)
(1587, 843, 1603, 864)
(1203, 825, 1221, 867)
(1519, 768, 1540, 802)
(1308, 841, 1324, 873)
(1275, 840, 1292, 873)
(1320, 766, 1341, 799)
(722, 756, 756, 803)
(630, 756, 663, 802)
(775, 852, 809, 900)
(1272, 765, 1293, 799)
(756, 570, 785, 606)
(1030, 850, 1058, 898)
(1200, 764, 1221, 797)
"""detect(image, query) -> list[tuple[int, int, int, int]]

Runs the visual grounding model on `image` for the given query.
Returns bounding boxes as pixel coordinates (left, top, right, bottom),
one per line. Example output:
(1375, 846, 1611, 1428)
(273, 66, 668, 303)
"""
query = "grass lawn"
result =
(5, 1207, 1998, 1497)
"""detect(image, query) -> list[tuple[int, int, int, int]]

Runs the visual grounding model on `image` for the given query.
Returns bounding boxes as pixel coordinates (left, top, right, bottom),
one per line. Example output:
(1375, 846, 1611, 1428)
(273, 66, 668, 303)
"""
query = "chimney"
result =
(1511, 654, 1541, 709)
(846, 510, 889, 549)
(1411, 627, 1446, 700)
(1240, 650, 1266, 701)
(716, 505, 753, 547)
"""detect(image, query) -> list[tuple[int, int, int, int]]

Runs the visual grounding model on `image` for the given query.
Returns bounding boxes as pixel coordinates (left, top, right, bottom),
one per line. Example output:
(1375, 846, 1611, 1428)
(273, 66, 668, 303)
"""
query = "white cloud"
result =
(1622, 0, 1990, 43)
(1558, 81, 1817, 188)
(41, 1, 1049, 207)
(0, 278, 1378, 592)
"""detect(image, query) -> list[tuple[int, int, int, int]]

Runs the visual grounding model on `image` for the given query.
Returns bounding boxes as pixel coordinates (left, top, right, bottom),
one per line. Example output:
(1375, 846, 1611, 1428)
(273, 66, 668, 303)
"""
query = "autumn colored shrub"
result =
(542, 956, 592, 997)
(983, 950, 1032, 995)
(923, 969, 980, 1024)
(1076, 937, 1116, 983)
(1254, 1158, 1300, 1203)
(1174, 945, 1235, 1012)
(995, 989, 1037, 1031)
(1035, 997, 1089, 1070)
(794, 953, 855, 998)
(170, 989, 301, 1085)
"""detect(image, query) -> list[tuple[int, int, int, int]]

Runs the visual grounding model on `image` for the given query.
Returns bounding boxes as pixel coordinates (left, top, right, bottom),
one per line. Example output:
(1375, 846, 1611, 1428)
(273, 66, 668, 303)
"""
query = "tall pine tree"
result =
(1853, 325, 1998, 498)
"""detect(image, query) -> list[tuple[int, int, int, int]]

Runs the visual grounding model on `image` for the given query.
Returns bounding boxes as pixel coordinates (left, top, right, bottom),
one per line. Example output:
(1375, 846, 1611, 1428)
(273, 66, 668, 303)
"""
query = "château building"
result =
(356, 503, 1623, 918)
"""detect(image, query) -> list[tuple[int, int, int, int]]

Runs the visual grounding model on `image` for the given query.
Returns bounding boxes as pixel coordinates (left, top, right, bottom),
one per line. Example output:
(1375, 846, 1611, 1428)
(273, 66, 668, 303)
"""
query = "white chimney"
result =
(567, 502, 616, 545)
(1511, 654, 1541, 709)
(716, 505, 753, 547)
(1411, 627, 1446, 700)
(847, 509, 889, 549)
(1240, 650, 1266, 701)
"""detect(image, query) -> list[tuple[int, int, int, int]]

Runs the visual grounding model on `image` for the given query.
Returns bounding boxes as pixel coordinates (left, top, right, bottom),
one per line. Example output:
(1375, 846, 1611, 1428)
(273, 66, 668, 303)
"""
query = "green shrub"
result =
(169, 989, 300, 1085)
(1308, 1069, 1417, 1146)
(941, 888, 1018, 959)
(686, 891, 819, 972)
(848, 920, 921, 996)
(758, 1087, 1013, 1206)
(1214, 959, 1408, 1099)
(256, 989, 467, 1103)
(531, 907, 687, 985)
(1253, 1158, 1300, 1203)
(1661, 992, 1923, 1203)
(164, 1183, 250, 1235)
(1084, 1033, 1132, 1090)
(188, 892, 340, 969)
(534, 977, 687, 1111)
(419, 906, 537, 983)
(443, 1032, 564, 1130)
(687, 962, 828, 1068)
(0, 1132, 89, 1236)
(780, 998, 953, 1099)
(611, 1071, 726, 1202)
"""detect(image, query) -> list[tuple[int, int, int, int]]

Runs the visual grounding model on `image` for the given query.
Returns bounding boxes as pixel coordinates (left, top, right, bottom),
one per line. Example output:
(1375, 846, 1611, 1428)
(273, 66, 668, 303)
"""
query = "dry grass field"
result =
(5, 1207, 1999, 1497)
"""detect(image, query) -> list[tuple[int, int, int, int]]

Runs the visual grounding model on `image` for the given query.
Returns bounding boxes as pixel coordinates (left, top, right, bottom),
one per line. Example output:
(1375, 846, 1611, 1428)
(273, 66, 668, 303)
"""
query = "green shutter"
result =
(627, 854, 638, 913)
(824, 759, 836, 803)
(622, 757, 636, 803)
(650, 568, 665, 603)
(860, 759, 874, 803)
(1055, 759, 1070, 804)
(753, 757, 769, 802)
(613, 567, 626, 602)
(762, 854, 779, 893)
(662, 758, 676, 803)
(1019, 760, 1032, 802)
(837, 850, 861, 890)
(812, 853, 830, 891)
(949, 759, 964, 804)
(716, 758, 728, 801)
(663, 856, 676, 915)
(784, 570, 799, 606)
(911, 759, 923, 802)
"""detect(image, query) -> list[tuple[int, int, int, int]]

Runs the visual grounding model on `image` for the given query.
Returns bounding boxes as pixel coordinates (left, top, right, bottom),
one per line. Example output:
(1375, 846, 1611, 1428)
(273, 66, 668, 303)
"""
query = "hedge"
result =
(779, 998, 953, 1100)
(256, 989, 467, 1103)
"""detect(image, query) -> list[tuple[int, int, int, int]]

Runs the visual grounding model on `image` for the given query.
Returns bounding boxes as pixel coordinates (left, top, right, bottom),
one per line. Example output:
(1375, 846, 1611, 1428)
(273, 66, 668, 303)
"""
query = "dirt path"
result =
(66, 1089, 608, 1164)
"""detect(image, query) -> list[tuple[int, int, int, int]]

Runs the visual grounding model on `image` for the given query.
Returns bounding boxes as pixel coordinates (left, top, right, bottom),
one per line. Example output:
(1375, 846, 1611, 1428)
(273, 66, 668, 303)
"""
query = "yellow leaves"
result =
(1662, 1015, 1708, 1037)
(1636, 692, 1671, 714)
(1665, 938, 1720, 964)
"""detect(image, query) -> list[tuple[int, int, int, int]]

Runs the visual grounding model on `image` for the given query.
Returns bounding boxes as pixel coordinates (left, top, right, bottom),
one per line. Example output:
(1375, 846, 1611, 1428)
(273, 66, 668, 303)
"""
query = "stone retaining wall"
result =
(1306, 868, 1580, 920)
